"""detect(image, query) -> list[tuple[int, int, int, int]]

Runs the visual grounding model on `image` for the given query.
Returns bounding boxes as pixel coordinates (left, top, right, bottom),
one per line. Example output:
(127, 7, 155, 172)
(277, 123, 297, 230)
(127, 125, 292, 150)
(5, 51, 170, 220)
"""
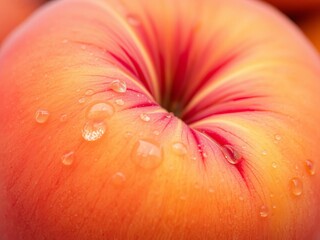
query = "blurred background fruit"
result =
(0, 0, 47, 44)
(295, 11, 320, 53)
(261, 0, 320, 14)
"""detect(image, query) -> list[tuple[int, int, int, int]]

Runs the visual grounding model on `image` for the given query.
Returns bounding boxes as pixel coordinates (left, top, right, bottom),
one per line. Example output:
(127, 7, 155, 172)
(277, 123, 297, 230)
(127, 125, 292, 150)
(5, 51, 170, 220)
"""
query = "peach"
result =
(0, 0, 320, 239)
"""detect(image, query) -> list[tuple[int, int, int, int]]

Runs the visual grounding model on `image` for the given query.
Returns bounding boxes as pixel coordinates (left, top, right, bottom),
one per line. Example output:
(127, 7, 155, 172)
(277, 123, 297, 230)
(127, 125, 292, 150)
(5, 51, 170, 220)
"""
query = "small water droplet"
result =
(272, 162, 278, 169)
(259, 205, 269, 218)
(60, 114, 68, 122)
(127, 14, 140, 26)
(202, 152, 208, 158)
(305, 159, 315, 176)
(35, 109, 49, 123)
(61, 151, 74, 166)
(131, 139, 162, 170)
(82, 121, 106, 141)
(78, 97, 86, 104)
(223, 145, 242, 165)
(115, 98, 125, 106)
(110, 79, 127, 93)
(272, 205, 277, 209)
(274, 134, 282, 141)
(166, 113, 174, 119)
(87, 102, 114, 121)
(153, 130, 160, 136)
(140, 113, 151, 122)
(290, 178, 303, 196)
(85, 89, 94, 96)
(111, 172, 126, 186)
(261, 150, 267, 156)
(171, 142, 187, 156)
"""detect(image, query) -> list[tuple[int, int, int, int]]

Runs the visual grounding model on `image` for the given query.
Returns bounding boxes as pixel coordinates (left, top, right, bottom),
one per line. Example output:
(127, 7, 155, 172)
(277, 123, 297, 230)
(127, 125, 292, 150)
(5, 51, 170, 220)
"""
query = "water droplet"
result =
(171, 142, 187, 156)
(153, 130, 160, 136)
(261, 150, 267, 156)
(111, 172, 126, 186)
(85, 89, 94, 96)
(259, 205, 269, 218)
(166, 113, 174, 119)
(61, 151, 74, 166)
(82, 121, 106, 141)
(60, 114, 68, 122)
(127, 14, 140, 26)
(78, 97, 86, 104)
(131, 139, 162, 170)
(202, 152, 208, 158)
(305, 159, 315, 176)
(272, 162, 278, 169)
(223, 145, 242, 165)
(272, 205, 277, 209)
(274, 134, 282, 141)
(290, 178, 303, 196)
(35, 109, 49, 123)
(140, 113, 151, 122)
(115, 98, 124, 106)
(110, 79, 127, 93)
(87, 102, 114, 121)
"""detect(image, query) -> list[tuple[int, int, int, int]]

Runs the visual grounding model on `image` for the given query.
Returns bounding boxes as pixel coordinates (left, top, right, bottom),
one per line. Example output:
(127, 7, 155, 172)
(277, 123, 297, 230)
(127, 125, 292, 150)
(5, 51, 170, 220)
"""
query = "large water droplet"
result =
(110, 79, 127, 93)
(290, 178, 303, 196)
(259, 205, 269, 218)
(223, 145, 242, 165)
(111, 172, 126, 186)
(35, 109, 49, 123)
(305, 159, 315, 176)
(87, 102, 114, 121)
(171, 142, 187, 156)
(140, 113, 151, 122)
(82, 121, 106, 141)
(61, 151, 74, 166)
(131, 139, 163, 170)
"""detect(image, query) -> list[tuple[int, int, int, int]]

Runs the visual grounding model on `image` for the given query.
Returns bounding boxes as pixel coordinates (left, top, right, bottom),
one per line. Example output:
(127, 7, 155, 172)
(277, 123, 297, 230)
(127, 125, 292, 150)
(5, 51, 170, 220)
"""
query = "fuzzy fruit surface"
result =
(0, 0, 320, 239)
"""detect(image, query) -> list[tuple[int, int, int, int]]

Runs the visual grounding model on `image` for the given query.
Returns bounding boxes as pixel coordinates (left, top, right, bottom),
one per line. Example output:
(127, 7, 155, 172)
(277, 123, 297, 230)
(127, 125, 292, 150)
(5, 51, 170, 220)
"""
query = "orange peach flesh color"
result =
(0, 0, 320, 239)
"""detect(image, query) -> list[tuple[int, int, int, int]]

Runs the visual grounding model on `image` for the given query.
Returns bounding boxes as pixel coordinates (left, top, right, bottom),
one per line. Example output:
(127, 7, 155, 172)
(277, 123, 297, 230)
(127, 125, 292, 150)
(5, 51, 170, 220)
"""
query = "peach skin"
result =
(0, 0, 320, 239)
